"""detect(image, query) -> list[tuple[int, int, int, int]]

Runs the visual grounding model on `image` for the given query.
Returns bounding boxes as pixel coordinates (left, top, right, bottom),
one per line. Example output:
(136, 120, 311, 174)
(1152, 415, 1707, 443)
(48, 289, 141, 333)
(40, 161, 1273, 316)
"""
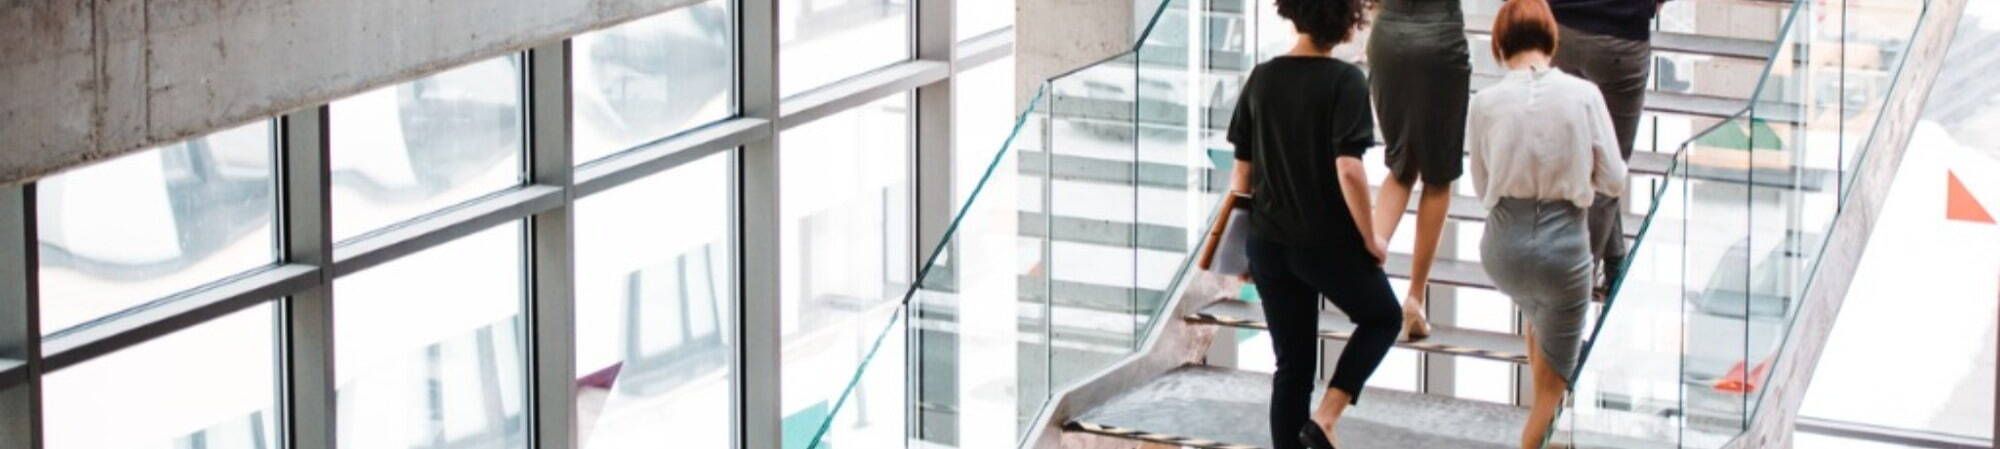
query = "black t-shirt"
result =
(1228, 56, 1376, 249)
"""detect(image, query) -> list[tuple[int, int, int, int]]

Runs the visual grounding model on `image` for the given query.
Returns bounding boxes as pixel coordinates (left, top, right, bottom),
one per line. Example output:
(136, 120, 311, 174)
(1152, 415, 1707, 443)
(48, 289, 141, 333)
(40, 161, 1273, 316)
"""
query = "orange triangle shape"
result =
(1948, 171, 1995, 224)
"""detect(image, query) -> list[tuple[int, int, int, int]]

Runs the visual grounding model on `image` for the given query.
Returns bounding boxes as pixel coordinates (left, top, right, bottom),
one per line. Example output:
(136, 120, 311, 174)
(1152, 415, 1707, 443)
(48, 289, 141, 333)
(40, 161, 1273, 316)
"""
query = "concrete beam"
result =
(0, 0, 705, 186)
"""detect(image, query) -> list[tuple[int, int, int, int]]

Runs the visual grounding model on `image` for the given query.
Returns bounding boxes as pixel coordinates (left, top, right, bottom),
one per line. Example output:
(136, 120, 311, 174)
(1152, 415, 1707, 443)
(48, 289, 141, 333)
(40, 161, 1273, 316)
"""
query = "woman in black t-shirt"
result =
(1224, 1, 1398, 448)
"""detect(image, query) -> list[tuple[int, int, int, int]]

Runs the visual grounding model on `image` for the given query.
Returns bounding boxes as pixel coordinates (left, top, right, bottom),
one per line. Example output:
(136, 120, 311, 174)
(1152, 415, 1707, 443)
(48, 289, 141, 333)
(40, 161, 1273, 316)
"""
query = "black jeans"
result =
(1246, 237, 1402, 449)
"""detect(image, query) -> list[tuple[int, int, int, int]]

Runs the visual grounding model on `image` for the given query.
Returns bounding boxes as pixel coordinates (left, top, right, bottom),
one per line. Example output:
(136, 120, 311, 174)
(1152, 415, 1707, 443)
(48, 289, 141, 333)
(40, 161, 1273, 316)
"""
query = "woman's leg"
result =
(1403, 182, 1454, 339)
(1250, 240, 1322, 449)
(1301, 251, 1403, 442)
(1372, 174, 1414, 243)
(1521, 325, 1570, 449)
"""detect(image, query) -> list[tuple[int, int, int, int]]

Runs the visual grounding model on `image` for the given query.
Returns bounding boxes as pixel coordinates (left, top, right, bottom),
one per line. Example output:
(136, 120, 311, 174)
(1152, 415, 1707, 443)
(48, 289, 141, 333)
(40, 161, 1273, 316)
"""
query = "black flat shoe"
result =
(1299, 423, 1337, 449)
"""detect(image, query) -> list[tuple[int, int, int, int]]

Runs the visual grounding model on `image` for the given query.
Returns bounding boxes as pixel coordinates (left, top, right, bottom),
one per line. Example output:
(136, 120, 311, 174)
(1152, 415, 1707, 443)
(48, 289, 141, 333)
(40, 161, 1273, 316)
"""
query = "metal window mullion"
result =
(525, 41, 578, 449)
(1423, 223, 1459, 398)
(1, 183, 43, 449)
(278, 106, 337, 449)
(738, 0, 782, 446)
(912, 0, 955, 443)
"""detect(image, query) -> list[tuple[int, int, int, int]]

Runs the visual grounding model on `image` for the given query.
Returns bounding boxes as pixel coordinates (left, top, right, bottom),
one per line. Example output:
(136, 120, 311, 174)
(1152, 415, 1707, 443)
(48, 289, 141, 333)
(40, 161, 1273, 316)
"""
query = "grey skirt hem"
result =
(1480, 198, 1592, 383)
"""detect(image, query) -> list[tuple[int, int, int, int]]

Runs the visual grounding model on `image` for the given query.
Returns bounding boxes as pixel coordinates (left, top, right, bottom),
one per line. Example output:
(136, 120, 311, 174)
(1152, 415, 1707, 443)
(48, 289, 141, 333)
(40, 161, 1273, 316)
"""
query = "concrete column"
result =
(1015, 0, 1137, 111)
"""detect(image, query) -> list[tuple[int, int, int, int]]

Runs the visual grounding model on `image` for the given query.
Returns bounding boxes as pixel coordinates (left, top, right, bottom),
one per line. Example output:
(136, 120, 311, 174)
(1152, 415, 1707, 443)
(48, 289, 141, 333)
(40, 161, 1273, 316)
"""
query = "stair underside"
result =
(1190, 298, 1530, 363)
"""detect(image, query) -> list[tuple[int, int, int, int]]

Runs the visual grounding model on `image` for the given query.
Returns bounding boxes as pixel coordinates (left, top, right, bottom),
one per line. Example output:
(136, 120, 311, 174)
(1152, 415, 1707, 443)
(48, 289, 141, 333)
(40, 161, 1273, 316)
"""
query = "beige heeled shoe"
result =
(1403, 305, 1432, 341)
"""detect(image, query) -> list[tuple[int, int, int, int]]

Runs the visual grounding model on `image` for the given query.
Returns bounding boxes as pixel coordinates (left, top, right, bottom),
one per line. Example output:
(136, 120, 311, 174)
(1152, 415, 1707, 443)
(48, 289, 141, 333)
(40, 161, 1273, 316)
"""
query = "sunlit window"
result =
(36, 121, 277, 335)
(573, 0, 737, 165)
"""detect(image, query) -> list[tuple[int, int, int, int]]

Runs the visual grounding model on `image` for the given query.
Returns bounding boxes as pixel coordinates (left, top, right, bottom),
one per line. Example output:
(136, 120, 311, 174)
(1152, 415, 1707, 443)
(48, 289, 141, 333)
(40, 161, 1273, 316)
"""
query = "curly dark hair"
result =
(1275, 0, 1370, 49)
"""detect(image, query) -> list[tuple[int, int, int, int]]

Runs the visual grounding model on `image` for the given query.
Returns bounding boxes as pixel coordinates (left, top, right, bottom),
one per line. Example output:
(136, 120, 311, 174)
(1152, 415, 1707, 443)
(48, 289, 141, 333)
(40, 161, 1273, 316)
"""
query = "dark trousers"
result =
(1247, 237, 1402, 449)
(1553, 25, 1652, 278)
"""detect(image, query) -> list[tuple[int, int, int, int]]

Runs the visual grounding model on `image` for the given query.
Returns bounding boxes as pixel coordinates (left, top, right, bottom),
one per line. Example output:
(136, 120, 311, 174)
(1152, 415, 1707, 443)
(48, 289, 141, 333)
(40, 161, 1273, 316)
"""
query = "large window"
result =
(43, 303, 278, 449)
(7, 0, 1016, 447)
(36, 121, 276, 335)
(330, 55, 525, 242)
(335, 224, 526, 449)
(779, 0, 912, 97)
(573, 0, 737, 165)
(779, 93, 912, 447)
(574, 151, 735, 449)
(956, 0, 1014, 40)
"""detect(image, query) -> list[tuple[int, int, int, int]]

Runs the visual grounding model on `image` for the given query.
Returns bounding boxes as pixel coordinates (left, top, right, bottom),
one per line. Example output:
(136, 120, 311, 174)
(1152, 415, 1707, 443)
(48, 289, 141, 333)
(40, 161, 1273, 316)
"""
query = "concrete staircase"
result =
(1015, 0, 1812, 447)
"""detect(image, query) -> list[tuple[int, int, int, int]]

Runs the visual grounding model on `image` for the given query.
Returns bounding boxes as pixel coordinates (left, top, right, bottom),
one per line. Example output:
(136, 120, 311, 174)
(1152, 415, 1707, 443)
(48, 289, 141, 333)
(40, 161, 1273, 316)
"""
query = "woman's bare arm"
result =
(1336, 155, 1385, 263)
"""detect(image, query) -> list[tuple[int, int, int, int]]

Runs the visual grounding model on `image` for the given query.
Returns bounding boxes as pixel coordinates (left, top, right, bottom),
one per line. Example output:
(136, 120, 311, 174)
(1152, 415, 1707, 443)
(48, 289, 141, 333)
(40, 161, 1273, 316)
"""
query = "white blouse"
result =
(1467, 66, 1629, 210)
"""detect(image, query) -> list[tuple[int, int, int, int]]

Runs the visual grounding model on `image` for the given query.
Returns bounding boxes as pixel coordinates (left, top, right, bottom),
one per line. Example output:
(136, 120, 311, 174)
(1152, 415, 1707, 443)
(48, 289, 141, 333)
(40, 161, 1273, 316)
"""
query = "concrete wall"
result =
(0, 0, 704, 185)
(1015, 0, 1134, 112)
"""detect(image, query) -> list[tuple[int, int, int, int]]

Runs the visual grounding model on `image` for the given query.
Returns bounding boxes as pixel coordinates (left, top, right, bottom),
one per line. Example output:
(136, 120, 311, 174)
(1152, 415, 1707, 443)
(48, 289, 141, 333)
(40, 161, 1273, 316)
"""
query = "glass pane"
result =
(779, 93, 911, 448)
(779, 0, 912, 97)
(955, 0, 1013, 41)
(1043, 54, 1141, 389)
(575, 151, 735, 448)
(331, 55, 524, 242)
(336, 224, 526, 449)
(574, 0, 737, 165)
(43, 303, 279, 449)
(36, 121, 277, 335)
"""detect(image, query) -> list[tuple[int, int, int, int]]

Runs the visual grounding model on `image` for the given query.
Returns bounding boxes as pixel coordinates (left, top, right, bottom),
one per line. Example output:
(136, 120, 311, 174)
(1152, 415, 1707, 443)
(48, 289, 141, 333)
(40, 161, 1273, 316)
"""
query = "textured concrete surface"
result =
(0, 0, 706, 185)
(1723, 0, 1968, 447)
(1076, 366, 1522, 449)
(1015, 0, 1135, 112)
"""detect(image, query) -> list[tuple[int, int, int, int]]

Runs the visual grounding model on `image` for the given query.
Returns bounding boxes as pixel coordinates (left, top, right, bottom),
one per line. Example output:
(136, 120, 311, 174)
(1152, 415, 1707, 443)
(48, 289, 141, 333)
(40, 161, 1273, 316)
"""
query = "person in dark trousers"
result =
(1548, 0, 1666, 295)
(1367, 0, 1473, 342)
(1226, 1, 1397, 447)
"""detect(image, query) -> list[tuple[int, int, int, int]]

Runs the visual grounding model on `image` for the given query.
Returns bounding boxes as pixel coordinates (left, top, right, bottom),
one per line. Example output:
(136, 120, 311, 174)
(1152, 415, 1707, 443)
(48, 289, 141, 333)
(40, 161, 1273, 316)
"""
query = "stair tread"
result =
(1066, 365, 1677, 449)
(1191, 298, 1529, 364)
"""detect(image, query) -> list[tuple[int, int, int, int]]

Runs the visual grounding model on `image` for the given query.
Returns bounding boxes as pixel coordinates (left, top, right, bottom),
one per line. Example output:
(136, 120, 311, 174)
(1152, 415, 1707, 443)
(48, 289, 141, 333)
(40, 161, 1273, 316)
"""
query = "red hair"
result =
(1491, 0, 1560, 61)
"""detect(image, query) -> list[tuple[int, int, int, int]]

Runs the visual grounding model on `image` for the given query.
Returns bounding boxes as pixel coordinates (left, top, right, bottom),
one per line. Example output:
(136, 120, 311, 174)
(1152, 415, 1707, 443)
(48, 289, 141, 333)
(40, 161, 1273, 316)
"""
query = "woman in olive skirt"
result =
(1366, 0, 1473, 341)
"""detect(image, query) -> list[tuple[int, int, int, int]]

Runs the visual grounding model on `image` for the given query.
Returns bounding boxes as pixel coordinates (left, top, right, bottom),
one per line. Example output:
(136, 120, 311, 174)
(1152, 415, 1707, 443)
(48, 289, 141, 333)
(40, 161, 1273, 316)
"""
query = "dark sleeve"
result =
(1332, 67, 1376, 158)
(1229, 72, 1255, 162)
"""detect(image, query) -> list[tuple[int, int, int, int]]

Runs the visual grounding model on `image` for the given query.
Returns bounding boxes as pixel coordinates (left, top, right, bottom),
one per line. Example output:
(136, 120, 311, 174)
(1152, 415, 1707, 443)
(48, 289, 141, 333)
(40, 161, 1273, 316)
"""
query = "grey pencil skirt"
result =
(1367, 0, 1471, 186)
(1480, 198, 1592, 383)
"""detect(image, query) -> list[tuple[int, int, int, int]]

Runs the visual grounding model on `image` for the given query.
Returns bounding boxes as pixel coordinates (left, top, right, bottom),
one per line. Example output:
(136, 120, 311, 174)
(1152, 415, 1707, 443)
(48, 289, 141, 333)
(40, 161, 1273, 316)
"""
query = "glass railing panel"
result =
(1041, 51, 1146, 390)
(1680, 114, 1762, 447)
(1741, 0, 1933, 425)
(1737, 2, 1814, 429)
(1013, 87, 1055, 444)
(1133, 0, 1217, 345)
(1561, 0, 1935, 445)
(1561, 148, 1694, 449)
(1836, 0, 1929, 195)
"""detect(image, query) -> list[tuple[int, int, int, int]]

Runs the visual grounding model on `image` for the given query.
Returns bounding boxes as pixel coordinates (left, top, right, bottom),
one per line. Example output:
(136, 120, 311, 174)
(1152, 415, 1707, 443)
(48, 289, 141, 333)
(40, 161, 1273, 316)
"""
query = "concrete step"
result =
(1189, 298, 1529, 364)
(1064, 365, 1677, 449)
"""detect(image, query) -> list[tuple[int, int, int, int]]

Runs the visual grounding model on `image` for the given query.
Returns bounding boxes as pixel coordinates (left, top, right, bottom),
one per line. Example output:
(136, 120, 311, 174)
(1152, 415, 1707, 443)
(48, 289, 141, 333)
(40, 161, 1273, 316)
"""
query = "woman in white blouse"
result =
(1466, 0, 1627, 447)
